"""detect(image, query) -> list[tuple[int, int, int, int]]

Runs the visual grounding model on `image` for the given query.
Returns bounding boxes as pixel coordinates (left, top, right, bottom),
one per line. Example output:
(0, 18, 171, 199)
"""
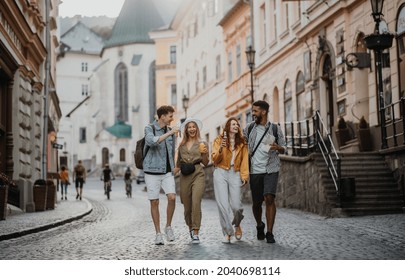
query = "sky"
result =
(59, 0, 126, 17)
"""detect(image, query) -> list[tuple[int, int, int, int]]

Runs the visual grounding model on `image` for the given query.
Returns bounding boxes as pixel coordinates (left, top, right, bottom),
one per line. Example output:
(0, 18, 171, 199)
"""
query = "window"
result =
(228, 51, 233, 82)
(81, 84, 89, 96)
(170, 46, 176, 64)
(215, 55, 221, 80)
(260, 4, 267, 49)
(171, 84, 177, 106)
(203, 66, 207, 89)
(281, 1, 289, 33)
(208, 0, 214, 17)
(79, 127, 86, 143)
(195, 72, 199, 93)
(81, 62, 88, 72)
(296, 71, 305, 94)
(114, 63, 128, 121)
(284, 79, 293, 123)
(246, 110, 252, 123)
(236, 44, 241, 77)
(120, 149, 125, 162)
(269, 0, 276, 43)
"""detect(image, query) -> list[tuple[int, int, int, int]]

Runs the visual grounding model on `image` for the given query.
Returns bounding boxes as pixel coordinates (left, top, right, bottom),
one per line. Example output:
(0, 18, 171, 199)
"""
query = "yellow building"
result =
(219, 0, 253, 128)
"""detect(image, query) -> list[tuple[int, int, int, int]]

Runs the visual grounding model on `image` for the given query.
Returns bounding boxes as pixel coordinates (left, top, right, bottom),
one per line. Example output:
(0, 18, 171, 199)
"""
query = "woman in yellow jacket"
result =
(212, 117, 249, 243)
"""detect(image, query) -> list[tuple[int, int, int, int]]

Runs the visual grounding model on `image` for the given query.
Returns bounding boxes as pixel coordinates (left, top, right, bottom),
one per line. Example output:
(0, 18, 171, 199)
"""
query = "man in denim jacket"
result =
(143, 105, 179, 245)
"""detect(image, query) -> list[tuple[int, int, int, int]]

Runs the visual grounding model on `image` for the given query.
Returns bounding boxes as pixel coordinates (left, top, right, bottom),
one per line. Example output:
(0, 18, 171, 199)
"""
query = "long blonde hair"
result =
(180, 121, 202, 146)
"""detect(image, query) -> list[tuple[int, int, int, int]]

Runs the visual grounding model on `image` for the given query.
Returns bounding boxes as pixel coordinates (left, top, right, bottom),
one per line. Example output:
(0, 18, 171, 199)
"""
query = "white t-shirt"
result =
(251, 125, 271, 174)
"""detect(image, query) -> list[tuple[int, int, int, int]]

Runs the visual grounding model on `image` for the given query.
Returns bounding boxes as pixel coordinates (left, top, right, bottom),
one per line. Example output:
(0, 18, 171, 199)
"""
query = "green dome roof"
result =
(106, 121, 132, 139)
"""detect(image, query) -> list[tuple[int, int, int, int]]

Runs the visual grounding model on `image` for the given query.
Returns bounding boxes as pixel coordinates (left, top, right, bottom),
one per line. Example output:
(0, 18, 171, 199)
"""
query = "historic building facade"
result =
(0, 0, 61, 211)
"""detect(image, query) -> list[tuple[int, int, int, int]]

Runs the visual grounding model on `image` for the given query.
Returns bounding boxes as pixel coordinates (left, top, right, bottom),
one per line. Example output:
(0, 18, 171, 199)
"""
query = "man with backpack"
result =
(244, 100, 286, 244)
(143, 105, 179, 245)
(73, 160, 86, 200)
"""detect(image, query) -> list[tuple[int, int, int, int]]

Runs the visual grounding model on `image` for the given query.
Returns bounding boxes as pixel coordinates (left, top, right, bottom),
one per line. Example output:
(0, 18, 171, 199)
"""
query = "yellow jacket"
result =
(211, 135, 249, 181)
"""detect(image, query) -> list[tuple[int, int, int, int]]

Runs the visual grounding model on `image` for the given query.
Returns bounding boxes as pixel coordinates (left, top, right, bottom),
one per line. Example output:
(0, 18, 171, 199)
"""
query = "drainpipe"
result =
(41, 0, 51, 180)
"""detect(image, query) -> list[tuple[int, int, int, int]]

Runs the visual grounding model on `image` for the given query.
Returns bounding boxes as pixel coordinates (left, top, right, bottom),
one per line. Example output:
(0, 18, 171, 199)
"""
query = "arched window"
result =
(114, 63, 128, 122)
(284, 79, 292, 123)
(120, 148, 125, 162)
(296, 71, 305, 94)
(296, 71, 310, 120)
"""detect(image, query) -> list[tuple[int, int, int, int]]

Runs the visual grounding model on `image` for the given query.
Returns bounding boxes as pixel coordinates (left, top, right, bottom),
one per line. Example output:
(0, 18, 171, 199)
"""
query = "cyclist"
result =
(124, 167, 132, 198)
(100, 163, 115, 199)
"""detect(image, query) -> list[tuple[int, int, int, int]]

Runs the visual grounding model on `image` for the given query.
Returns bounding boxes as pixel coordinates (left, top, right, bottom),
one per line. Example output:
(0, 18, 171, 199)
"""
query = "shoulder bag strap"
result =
(250, 124, 271, 158)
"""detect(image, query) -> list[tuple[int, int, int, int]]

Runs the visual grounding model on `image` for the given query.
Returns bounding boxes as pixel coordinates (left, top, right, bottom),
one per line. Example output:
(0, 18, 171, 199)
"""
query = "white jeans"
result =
(213, 167, 244, 236)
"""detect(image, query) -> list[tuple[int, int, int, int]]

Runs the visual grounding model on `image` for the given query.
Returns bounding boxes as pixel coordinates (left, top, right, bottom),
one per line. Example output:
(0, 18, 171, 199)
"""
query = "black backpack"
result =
(134, 125, 155, 170)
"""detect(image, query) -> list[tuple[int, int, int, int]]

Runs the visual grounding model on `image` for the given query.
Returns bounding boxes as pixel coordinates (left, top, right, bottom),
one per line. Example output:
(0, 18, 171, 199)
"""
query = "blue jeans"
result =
(61, 182, 68, 196)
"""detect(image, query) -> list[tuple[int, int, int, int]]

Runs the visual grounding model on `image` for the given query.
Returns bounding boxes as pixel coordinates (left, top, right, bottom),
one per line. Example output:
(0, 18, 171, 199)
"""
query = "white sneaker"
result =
(155, 233, 164, 245)
(222, 234, 231, 244)
(192, 234, 200, 244)
(165, 226, 175, 241)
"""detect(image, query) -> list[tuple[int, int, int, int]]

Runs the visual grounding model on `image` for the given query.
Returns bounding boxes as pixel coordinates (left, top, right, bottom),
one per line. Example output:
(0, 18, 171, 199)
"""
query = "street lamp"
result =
(245, 45, 256, 103)
(364, 0, 394, 149)
(182, 94, 189, 120)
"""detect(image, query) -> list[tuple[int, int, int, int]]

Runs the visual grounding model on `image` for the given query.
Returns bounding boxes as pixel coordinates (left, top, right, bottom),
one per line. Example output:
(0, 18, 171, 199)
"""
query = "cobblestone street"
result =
(0, 178, 404, 260)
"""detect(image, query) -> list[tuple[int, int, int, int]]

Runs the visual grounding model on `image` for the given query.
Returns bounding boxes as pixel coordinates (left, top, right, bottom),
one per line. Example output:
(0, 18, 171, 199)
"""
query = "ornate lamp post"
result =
(364, 0, 394, 149)
(245, 45, 256, 103)
(182, 94, 189, 120)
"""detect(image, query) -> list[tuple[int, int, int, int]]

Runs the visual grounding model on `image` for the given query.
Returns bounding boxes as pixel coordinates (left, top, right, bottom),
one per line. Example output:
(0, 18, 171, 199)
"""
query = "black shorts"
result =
(249, 172, 279, 203)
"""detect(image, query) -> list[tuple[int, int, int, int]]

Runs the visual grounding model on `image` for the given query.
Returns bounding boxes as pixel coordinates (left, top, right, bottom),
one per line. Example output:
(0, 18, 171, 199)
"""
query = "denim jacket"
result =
(142, 121, 176, 174)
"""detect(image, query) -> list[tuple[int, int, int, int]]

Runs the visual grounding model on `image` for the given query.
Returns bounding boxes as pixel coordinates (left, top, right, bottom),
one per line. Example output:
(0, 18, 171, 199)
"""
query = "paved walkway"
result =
(1, 177, 404, 260)
(0, 193, 92, 240)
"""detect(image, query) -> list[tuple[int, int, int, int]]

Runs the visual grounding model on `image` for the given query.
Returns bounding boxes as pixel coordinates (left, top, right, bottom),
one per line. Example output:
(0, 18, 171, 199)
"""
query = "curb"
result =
(0, 202, 93, 241)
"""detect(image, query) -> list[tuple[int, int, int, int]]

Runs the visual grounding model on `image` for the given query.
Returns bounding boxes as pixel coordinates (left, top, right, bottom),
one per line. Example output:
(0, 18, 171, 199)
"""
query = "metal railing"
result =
(382, 97, 405, 148)
(283, 111, 342, 206)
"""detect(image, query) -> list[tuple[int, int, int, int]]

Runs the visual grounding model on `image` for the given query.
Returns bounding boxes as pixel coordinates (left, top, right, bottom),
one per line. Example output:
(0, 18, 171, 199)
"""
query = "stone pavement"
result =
(0, 192, 92, 240)
(0, 177, 404, 260)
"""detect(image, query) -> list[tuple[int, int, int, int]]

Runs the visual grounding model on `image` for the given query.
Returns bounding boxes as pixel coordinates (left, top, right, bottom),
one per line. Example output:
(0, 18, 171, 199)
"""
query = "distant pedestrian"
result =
(124, 167, 132, 198)
(244, 100, 286, 243)
(212, 117, 249, 243)
(143, 105, 179, 245)
(174, 118, 209, 244)
(59, 165, 70, 200)
(73, 160, 86, 200)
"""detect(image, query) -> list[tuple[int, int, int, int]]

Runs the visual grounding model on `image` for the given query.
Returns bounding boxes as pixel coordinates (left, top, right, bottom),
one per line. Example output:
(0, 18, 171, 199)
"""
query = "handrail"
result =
(314, 111, 341, 206)
(282, 112, 342, 206)
(382, 97, 405, 148)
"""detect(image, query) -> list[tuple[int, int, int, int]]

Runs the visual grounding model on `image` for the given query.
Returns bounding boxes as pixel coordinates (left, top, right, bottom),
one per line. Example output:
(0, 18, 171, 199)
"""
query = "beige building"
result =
(168, 0, 240, 147)
(0, 0, 61, 212)
(149, 26, 178, 118)
(251, 0, 404, 153)
(219, 0, 252, 128)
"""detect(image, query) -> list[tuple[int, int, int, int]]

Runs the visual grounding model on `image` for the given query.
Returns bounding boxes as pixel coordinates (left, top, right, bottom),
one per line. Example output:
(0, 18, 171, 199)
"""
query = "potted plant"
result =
(335, 117, 351, 147)
(358, 116, 372, 151)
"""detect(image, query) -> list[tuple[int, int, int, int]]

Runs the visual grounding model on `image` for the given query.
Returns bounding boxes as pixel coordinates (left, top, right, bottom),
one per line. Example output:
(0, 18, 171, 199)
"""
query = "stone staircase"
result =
(314, 152, 405, 216)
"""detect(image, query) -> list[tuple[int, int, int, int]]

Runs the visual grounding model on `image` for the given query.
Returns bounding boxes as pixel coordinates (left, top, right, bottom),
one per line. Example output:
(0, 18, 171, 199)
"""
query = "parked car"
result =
(136, 170, 145, 184)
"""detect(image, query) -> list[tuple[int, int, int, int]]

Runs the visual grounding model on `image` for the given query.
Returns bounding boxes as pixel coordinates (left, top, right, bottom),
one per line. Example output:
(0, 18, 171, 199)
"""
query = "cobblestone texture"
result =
(0, 178, 404, 260)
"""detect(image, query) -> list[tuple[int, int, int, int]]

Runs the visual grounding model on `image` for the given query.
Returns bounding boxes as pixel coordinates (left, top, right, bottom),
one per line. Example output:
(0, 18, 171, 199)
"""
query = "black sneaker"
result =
(265, 232, 275, 243)
(256, 222, 265, 240)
